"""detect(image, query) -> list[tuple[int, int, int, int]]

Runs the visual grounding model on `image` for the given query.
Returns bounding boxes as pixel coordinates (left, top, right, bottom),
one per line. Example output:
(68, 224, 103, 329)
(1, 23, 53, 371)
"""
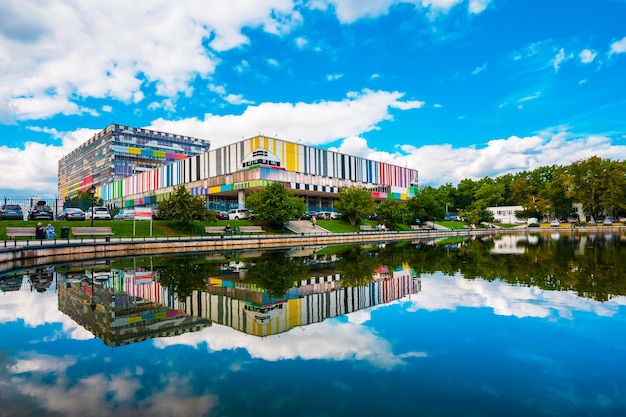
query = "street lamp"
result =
(89, 185, 96, 227)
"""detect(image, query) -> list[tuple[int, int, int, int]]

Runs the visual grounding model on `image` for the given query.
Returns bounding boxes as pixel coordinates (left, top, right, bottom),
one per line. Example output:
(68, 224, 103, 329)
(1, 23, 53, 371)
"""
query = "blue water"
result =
(1, 249, 626, 416)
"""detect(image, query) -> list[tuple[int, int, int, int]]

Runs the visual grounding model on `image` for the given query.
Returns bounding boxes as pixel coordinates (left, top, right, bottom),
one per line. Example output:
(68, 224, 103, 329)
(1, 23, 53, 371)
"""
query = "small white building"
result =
(487, 205, 524, 224)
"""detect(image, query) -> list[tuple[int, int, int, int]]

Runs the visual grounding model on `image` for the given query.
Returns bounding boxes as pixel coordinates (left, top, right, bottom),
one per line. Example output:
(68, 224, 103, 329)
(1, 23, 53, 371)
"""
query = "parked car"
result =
(316, 211, 340, 220)
(215, 211, 229, 220)
(29, 200, 54, 220)
(602, 218, 614, 226)
(58, 207, 86, 221)
(527, 217, 539, 227)
(227, 208, 249, 220)
(296, 212, 312, 220)
(0, 204, 24, 220)
(85, 206, 111, 220)
(113, 209, 134, 220)
(550, 220, 560, 227)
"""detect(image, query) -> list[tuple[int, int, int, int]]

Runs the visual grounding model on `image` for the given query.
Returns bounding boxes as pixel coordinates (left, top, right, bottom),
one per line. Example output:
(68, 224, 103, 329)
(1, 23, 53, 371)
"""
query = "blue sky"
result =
(1, 0, 625, 197)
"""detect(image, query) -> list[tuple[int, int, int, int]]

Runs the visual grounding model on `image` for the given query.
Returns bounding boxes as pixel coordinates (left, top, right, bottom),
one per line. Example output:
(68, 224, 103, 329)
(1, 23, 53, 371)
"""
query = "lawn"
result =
(0, 218, 297, 240)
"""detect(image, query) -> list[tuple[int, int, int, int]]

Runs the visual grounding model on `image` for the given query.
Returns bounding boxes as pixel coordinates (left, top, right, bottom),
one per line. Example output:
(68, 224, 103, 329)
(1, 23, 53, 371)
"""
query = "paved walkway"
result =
(285, 220, 332, 235)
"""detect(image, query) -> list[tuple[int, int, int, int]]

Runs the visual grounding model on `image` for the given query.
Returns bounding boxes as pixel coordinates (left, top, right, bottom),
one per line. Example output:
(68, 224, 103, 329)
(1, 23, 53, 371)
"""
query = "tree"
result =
(376, 199, 409, 230)
(65, 190, 102, 211)
(599, 161, 626, 219)
(156, 185, 210, 228)
(563, 156, 608, 221)
(406, 186, 445, 223)
(244, 183, 306, 229)
(336, 246, 378, 287)
(244, 251, 307, 298)
(333, 186, 376, 226)
(462, 201, 493, 226)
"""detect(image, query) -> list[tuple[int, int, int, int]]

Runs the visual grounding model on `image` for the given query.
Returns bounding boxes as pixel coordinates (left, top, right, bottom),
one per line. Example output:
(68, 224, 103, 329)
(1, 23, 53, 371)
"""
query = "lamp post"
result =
(89, 185, 96, 227)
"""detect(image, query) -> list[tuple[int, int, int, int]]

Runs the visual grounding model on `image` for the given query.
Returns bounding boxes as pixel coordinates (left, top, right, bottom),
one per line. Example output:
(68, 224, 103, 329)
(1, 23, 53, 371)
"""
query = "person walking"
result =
(312, 215, 316, 228)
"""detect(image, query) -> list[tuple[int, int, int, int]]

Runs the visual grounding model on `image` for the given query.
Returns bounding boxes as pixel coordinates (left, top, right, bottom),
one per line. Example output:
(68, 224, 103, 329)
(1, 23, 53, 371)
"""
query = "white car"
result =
(85, 207, 111, 220)
(227, 208, 249, 220)
(114, 209, 134, 220)
(550, 220, 560, 227)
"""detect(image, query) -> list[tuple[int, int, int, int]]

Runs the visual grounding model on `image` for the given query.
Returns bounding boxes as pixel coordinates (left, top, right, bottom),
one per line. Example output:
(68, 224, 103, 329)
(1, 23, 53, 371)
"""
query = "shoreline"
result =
(1, 226, 623, 274)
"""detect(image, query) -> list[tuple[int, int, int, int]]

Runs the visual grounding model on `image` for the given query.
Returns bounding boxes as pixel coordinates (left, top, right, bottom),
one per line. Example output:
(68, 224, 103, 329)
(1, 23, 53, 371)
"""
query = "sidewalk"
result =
(286, 220, 332, 235)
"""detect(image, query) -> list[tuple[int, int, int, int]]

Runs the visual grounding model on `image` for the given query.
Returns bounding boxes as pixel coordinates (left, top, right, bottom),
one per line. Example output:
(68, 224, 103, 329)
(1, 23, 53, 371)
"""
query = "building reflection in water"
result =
(57, 266, 211, 347)
(1, 249, 420, 344)
(199, 262, 421, 337)
(52, 249, 421, 341)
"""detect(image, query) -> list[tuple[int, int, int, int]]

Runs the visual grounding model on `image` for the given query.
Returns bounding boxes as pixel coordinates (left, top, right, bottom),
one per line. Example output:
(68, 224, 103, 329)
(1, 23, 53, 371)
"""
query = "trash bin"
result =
(61, 227, 69, 239)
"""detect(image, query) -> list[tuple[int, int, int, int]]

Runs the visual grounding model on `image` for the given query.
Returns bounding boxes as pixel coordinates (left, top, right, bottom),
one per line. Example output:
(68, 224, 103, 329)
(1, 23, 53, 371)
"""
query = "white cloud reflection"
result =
(407, 272, 626, 320)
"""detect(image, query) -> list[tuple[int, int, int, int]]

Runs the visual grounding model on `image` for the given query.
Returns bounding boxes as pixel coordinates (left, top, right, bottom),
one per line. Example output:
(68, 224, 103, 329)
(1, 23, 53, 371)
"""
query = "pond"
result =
(1, 232, 625, 417)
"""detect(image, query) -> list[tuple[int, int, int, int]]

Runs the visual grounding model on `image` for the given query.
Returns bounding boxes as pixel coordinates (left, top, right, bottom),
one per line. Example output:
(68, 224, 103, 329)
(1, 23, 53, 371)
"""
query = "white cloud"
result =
(609, 36, 626, 55)
(224, 94, 254, 105)
(0, 128, 97, 195)
(326, 73, 343, 81)
(518, 92, 541, 102)
(331, 129, 626, 186)
(409, 273, 626, 320)
(0, 0, 304, 122)
(578, 48, 597, 64)
(2, 358, 217, 417)
(294, 36, 309, 48)
(319, 0, 488, 24)
(147, 89, 424, 149)
(468, 0, 491, 14)
(471, 62, 487, 75)
(154, 313, 421, 370)
(553, 47, 573, 73)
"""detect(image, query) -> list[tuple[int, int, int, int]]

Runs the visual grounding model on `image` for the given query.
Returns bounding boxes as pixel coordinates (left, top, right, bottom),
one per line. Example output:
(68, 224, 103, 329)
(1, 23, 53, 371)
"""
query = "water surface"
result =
(1, 232, 625, 416)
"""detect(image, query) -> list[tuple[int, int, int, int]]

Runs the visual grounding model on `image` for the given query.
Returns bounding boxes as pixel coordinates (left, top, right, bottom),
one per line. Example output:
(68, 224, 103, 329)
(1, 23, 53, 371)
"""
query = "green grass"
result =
(0, 218, 302, 240)
(437, 221, 467, 229)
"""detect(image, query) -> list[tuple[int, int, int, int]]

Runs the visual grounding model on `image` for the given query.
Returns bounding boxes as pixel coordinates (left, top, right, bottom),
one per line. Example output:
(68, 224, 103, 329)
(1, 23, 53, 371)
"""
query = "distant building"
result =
(487, 205, 524, 224)
(57, 124, 210, 198)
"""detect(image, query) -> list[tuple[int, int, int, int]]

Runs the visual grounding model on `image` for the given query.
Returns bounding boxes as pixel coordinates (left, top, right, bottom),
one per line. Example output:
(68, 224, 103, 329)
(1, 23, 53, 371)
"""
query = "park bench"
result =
(359, 225, 375, 231)
(410, 225, 422, 230)
(6, 227, 36, 240)
(205, 226, 226, 234)
(71, 227, 114, 238)
(237, 225, 265, 234)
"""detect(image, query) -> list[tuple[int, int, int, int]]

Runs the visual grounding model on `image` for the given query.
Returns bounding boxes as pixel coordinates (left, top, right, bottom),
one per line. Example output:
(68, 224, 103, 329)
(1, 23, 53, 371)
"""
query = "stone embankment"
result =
(0, 226, 621, 273)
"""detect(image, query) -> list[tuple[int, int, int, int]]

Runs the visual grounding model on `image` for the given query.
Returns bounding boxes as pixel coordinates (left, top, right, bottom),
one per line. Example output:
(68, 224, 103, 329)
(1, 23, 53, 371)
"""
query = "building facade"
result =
(487, 205, 525, 224)
(57, 124, 211, 198)
(97, 135, 419, 211)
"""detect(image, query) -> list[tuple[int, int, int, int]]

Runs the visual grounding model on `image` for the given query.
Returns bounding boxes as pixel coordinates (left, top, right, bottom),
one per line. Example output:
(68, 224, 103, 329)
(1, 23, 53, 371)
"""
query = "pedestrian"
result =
(312, 215, 317, 228)
(35, 222, 46, 240)
(225, 224, 231, 235)
(45, 223, 56, 239)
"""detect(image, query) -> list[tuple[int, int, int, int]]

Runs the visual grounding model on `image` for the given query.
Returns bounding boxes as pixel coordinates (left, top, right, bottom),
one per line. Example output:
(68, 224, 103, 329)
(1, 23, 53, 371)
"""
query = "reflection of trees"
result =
(335, 246, 379, 287)
(157, 262, 218, 299)
(400, 234, 626, 302)
(244, 251, 308, 298)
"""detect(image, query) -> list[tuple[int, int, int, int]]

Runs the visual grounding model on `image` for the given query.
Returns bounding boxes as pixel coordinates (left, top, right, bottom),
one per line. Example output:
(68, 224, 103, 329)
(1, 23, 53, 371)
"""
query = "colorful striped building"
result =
(96, 134, 419, 210)
(57, 124, 210, 198)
